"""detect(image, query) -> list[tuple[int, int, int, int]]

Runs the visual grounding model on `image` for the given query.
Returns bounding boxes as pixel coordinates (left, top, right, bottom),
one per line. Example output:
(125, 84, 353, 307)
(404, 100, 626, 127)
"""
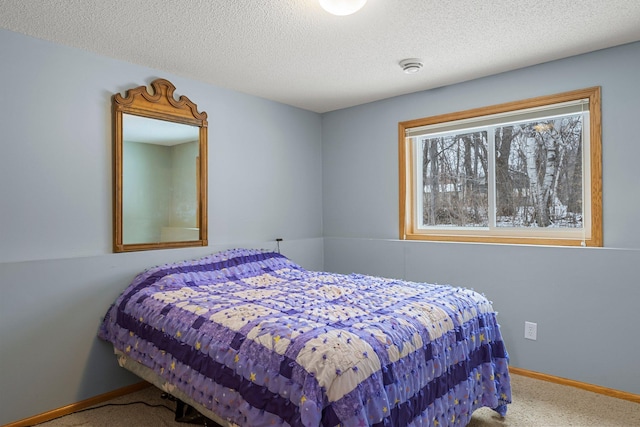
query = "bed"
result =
(99, 248, 511, 426)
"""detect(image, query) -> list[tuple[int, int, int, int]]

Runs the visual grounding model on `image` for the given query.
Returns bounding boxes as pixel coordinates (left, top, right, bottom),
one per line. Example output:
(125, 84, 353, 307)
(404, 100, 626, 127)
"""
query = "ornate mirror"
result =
(113, 79, 208, 252)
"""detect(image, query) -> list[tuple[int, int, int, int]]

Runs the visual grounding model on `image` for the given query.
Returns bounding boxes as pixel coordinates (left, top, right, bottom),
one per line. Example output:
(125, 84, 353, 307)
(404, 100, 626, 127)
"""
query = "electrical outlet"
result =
(524, 321, 537, 340)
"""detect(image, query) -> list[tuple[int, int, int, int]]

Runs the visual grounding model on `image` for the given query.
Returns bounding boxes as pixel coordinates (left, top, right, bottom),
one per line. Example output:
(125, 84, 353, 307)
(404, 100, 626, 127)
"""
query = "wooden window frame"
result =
(398, 87, 602, 247)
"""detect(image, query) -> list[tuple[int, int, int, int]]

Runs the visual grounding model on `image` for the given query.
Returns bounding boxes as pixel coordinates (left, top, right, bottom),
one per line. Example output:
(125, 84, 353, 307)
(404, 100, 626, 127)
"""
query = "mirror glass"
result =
(122, 115, 200, 244)
(113, 79, 208, 252)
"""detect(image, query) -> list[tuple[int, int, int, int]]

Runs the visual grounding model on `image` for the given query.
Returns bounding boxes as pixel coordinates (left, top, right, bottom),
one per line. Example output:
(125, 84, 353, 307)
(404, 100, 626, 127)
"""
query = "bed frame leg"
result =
(160, 392, 221, 426)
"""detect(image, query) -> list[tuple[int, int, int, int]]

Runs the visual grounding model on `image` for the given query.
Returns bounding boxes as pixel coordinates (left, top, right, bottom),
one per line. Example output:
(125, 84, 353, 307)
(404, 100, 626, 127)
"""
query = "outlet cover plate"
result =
(525, 321, 538, 340)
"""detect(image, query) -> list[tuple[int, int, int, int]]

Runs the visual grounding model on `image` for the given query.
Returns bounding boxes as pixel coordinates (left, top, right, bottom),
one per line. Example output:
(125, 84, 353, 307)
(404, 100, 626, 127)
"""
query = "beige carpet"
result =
(34, 374, 640, 426)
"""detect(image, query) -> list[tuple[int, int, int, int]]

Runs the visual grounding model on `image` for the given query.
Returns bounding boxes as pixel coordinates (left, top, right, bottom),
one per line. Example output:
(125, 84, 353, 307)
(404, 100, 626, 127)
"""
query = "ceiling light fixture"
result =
(399, 58, 424, 74)
(319, 0, 367, 16)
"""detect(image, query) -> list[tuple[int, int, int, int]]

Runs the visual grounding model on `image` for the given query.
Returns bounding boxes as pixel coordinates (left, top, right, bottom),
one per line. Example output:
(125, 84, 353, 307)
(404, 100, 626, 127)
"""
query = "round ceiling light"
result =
(319, 0, 367, 16)
(399, 58, 424, 74)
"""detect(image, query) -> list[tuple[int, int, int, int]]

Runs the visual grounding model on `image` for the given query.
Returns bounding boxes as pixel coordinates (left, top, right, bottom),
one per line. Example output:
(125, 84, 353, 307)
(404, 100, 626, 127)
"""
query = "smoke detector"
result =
(399, 58, 423, 74)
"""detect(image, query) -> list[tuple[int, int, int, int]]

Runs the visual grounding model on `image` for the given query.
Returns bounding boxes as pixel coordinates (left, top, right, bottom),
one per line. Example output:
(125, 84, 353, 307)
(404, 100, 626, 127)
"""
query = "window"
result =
(399, 87, 602, 246)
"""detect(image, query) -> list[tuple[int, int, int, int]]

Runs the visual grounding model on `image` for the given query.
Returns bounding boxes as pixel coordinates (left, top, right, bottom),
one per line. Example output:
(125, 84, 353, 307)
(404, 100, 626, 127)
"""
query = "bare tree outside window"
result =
(495, 115, 583, 228)
(421, 131, 488, 227)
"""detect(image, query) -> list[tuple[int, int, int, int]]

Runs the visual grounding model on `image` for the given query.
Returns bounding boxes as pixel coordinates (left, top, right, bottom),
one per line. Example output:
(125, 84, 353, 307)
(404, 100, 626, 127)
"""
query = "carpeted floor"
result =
(33, 374, 640, 426)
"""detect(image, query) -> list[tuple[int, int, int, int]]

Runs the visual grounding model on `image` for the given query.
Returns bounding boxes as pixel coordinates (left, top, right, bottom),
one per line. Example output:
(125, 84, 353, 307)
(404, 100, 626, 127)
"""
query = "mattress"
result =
(99, 248, 511, 426)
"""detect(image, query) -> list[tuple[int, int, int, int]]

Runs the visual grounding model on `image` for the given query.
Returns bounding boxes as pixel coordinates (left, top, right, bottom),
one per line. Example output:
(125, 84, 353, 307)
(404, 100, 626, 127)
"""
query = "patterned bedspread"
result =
(99, 249, 511, 426)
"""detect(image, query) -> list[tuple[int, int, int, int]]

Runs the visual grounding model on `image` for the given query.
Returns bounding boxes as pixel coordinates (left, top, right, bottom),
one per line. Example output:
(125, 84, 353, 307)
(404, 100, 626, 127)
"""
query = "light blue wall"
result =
(0, 29, 323, 263)
(2, 26, 639, 426)
(322, 42, 640, 394)
(0, 28, 323, 425)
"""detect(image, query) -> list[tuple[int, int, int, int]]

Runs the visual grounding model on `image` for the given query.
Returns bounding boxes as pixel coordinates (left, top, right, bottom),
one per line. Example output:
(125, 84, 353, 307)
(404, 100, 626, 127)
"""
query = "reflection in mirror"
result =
(122, 115, 200, 244)
(113, 79, 208, 252)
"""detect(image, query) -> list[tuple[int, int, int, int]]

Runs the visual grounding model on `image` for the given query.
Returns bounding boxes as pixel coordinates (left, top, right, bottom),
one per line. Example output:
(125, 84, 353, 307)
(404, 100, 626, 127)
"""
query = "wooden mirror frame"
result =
(113, 78, 208, 252)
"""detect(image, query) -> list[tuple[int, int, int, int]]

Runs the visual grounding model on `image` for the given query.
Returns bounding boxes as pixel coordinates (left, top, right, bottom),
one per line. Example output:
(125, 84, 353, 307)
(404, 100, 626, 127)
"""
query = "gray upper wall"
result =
(0, 28, 323, 425)
(0, 28, 323, 264)
(321, 41, 640, 396)
(1, 27, 639, 426)
(322, 41, 640, 249)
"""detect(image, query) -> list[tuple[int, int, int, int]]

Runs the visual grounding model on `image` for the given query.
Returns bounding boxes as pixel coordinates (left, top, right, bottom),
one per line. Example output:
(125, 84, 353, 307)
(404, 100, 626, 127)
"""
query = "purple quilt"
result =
(99, 249, 511, 426)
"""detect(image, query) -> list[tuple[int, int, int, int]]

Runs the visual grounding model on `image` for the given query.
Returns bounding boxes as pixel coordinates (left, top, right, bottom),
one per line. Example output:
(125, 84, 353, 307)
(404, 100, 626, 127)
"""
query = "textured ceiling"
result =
(1, 0, 640, 113)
